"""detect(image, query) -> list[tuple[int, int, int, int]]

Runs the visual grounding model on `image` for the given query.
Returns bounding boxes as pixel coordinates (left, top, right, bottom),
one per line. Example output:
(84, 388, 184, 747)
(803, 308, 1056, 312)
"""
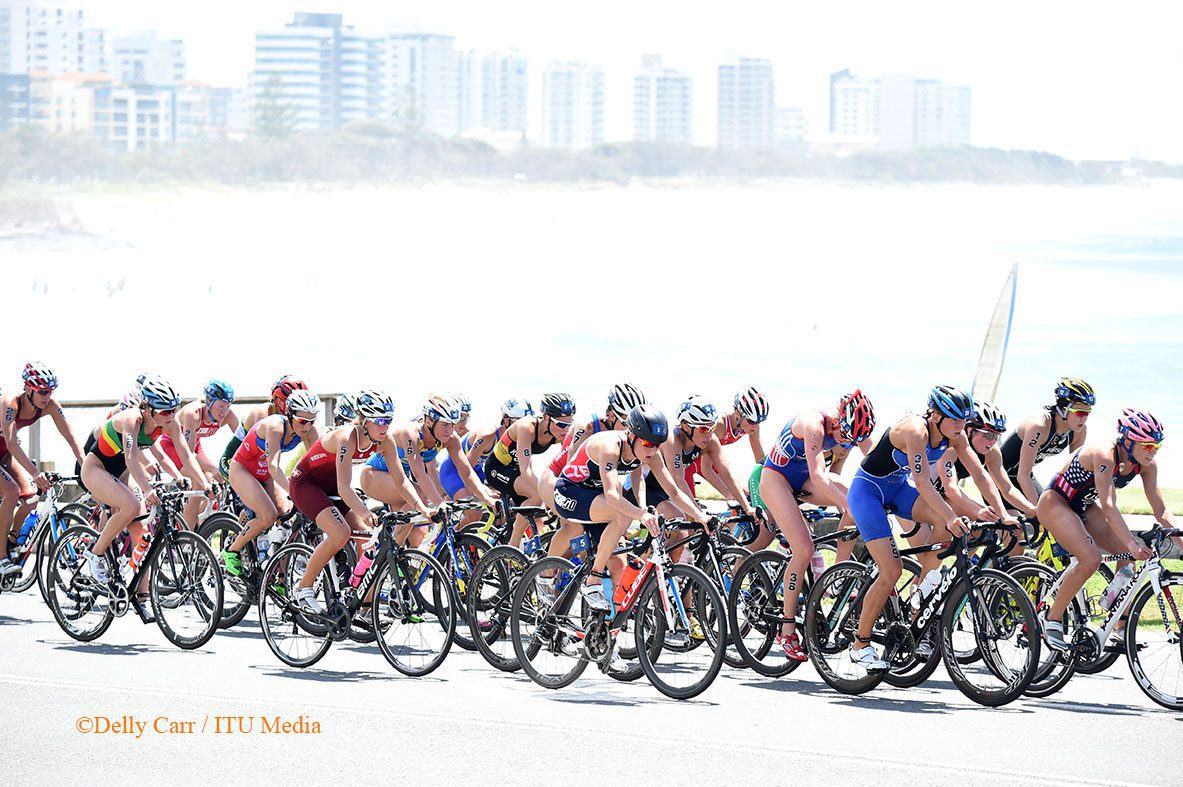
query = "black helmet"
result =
(540, 392, 576, 418)
(627, 404, 669, 444)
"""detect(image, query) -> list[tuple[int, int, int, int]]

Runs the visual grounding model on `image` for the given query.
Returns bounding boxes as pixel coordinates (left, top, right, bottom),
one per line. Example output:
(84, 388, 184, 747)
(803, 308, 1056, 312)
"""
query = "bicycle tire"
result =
(1124, 571, 1183, 710)
(196, 513, 254, 629)
(258, 543, 332, 668)
(46, 524, 114, 642)
(1008, 562, 1078, 698)
(716, 545, 751, 669)
(150, 530, 223, 650)
(437, 533, 490, 652)
(467, 544, 529, 672)
(35, 511, 89, 603)
(372, 549, 455, 676)
(635, 563, 726, 700)
(804, 560, 888, 695)
(511, 556, 589, 690)
(726, 550, 804, 677)
(939, 568, 1039, 707)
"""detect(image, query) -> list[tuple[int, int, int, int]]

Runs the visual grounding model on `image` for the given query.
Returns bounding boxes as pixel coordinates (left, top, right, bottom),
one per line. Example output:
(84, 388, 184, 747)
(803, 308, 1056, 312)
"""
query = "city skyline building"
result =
(110, 31, 185, 85)
(775, 105, 807, 147)
(716, 56, 775, 148)
(387, 31, 459, 136)
(542, 61, 604, 150)
(632, 54, 692, 145)
(830, 68, 971, 149)
(0, 0, 106, 75)
(458, 49, 527, 135)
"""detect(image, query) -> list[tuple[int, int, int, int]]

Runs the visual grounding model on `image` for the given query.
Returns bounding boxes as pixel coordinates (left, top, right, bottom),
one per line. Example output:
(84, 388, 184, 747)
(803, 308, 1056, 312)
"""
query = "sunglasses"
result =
(153, 407, 177, 416)
(1070, 408, 1092, 418)
(1135, 441, 1163, 452)
(693, 425, 713, 434)
(292, 416, 316, 426)
(638, 437, 660, 449)
(32, 387, 54, 396)
(368, 417, 393, 427)
(552, 419, 573, 429)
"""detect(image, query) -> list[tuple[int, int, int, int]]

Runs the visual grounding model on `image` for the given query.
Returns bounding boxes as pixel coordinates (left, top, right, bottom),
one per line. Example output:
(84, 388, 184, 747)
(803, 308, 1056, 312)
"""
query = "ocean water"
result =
(5, 179, 1182, 486)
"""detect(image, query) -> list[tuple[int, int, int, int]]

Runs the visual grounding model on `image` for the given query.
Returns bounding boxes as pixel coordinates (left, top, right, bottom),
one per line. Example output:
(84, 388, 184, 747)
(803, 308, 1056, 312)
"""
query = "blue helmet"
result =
(204, 379, 234, 405)
(928, 385, 973, 420)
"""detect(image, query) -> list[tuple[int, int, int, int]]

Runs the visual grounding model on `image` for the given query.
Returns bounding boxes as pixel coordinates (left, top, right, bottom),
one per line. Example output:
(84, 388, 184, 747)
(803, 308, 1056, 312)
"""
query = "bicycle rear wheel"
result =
(441, 533, 490, 652)
(258, 543, 332, 668)
(511, 556, 588, 690)
(467, 545, 528, 672)
(804, 560, 887, 695)
(373, 549, 455, 676)
(1008, 562, 1078, 698)
(940, 568, 1039, 707)
(636, 563, 726, 700)
(35, 511, 89, 603)
(726, 550, 801, 677)
(46, 525, 114, 642)
(149, 531, 223, 650)
(1125, 572, 1183, 710)
(716, 545, 751, 669)
(196, 513, 253, 629)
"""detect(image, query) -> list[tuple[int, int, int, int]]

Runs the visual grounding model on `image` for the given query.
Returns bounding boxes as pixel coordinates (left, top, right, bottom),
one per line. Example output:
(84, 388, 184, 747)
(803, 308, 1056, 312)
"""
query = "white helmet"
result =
(501, 397, 534, 419)
(355, 390, 395, 420)
(734, 386, 769, 423)
(678, 395, 719, 428)
(607, 382, 647, 419)
(139, 375, 180, 410)
(453, 393, 472, 418)
(286, 390, 321, 417)
(333, 394, 357, 424)
(423, 393, 461, 424)
(118, 389, 142, 411)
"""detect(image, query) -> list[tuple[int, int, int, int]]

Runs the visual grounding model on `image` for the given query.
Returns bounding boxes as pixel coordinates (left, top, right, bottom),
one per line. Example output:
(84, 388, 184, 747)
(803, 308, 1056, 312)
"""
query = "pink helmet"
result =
(1117, 409, 1164, 443)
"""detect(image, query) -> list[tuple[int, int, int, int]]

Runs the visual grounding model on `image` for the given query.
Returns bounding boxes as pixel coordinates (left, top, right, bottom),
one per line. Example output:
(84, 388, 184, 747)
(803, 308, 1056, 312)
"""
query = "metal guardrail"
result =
(29, 393, 343, 470)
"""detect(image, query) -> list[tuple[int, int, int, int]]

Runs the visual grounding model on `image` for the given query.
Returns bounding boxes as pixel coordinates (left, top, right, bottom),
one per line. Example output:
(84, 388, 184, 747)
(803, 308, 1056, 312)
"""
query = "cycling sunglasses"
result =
(152, 407, 177, 416)
(368, 417, 393, 427)
(292, 415, 316, 425)
(1135, 440, 1163, 452)
(32, 387, 55, 396)
(1069, 408, 1092, 418)
(638, 437, 660, 449)
(552, 419, 573, 429)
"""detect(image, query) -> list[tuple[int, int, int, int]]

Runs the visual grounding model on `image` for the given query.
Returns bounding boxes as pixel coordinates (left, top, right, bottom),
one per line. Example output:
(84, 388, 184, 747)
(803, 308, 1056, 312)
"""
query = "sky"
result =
(77, 1, 1183, 162)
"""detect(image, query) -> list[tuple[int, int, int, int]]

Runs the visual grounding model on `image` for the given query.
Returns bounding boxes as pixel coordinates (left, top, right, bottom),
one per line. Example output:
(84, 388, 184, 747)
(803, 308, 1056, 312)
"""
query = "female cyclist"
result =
(1000, 377, 1094, 506)
(218, 374, 308, 480)
(687, 386, 770, 495)
(158, 379, 239, 528)
(438, 396, 532, 502)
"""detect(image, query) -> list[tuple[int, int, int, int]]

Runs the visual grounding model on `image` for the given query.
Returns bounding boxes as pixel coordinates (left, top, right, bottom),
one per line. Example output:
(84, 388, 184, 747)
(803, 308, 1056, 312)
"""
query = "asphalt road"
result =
(0, 587, 1177, 786)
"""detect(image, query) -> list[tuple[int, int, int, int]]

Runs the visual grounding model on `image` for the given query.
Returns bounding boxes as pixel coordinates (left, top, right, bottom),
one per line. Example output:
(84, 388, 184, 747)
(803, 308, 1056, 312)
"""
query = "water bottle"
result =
(128, 530, 152, 573)
(911, 568, 943, 610)
(256, 530, 270, 562)
(1101, 565, 1136, 610)
(614, 555, 643, 605)
(810, 553, 826, 581)
(350, 549, 375, 588)
(15, 510, 38, 547)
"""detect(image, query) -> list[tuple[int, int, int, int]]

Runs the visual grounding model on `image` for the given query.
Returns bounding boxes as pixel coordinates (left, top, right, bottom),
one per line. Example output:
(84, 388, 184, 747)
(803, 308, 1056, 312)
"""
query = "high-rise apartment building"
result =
(387, 32, 459, 136)
(111, 32, 186, 85)
(458, 49, 527, 134)
(93, 82, 175, 151)
(775, 105, 807, 147)
(253, 12, 385, 131)
(716, 57, 774, 148)
(0, 1, 106, 75)
(830, 68, 971, 149)
(541, 62, 604, 150)
(632, 54, 692, 145)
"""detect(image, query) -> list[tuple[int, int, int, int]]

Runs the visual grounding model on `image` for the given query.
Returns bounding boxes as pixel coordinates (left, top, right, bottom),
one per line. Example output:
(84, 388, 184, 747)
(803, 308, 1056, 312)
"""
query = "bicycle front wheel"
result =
(35, 511, 89, 603)
(149, 531, 223, 650)
(1125, 571, 1183, 710)
(803, 560, 887, 696)
(46, 525, 114, 642)
(258, 543, 332, 668)
(373, 549, 455, 676)
(635, 563, 726, 700)
(726, 550, 800, 677)
(510, 556, 588, 690)
(196, 513, 252, 629)
(940, 568, 1039, 707)
(467, 545, 528, 672)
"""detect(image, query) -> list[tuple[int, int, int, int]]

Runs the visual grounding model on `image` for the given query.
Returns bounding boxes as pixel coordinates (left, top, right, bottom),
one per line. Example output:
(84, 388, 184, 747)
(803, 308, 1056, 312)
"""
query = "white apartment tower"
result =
(830, 68, 972, 149)
(716, 57, 774, 148)
(458, 50, 527, 134)
(828, 69, 878, 137)
(387, 32, 459, 136)
(915, 79, 971, 148)
(542, 62, 604, 150)
(0, 1, 106, 74)
(632, 54, 692, 145)
(253, 13, 385, 130)
(111, 32, 186, 85)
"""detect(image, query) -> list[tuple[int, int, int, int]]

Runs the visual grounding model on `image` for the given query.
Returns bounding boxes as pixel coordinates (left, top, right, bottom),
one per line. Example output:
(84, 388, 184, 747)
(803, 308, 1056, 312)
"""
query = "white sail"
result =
(972, 264, 1018, 402)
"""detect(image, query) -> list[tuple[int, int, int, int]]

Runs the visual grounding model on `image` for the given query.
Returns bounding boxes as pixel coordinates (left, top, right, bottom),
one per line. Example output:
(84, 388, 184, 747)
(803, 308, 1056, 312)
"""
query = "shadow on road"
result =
(0, 615, 35, 626)
(40, 638, 175, 656)
(250, 664, 444, 683)
(545, 690, 718, 708)
(1026, 697, 1161, 717)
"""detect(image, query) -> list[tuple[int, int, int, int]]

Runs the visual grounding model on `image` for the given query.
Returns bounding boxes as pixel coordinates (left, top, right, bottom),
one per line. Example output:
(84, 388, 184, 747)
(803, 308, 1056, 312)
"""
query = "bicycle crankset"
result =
(108, 582, 131, 617)
(327, 601, 351, 642)
(1072, 626, 1101, 663)
(585, 618, 610, 664)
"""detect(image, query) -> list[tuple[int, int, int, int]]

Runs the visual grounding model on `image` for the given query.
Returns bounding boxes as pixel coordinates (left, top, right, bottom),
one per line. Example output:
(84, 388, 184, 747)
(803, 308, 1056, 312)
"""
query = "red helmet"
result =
(271, 375, 308, 414)
(22, 361, 58, 390)
(837, 389, 875, 444)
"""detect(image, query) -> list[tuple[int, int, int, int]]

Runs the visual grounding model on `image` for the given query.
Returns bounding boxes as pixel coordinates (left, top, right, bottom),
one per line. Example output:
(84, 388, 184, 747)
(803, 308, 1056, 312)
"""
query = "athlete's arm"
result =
(465, 427, 494, 467)
(381, 438, 432, 518)
(446, 436, 497, 508)
(648, 453, 709, 524)
(514, 422, 537, 488)
(48, 395, 86, 466)
(167, 419, 209, 491)
(262, 421, 290, 494)
(333, 431, 373, 526)
(802, 417, 847, 509)
(901, 419, 964, 534)
(705, 436, 754, 515)
(1, 395, 46, 485)
(984, 446, 1036, 516)
(951, 434, 1006, 519)
(747, 424, 765, 462)
(1015, 416, 1046, 505)
(1093, 448, 1146, 557)
(149, 441, 181, 480)
(408, 449, 441, 508)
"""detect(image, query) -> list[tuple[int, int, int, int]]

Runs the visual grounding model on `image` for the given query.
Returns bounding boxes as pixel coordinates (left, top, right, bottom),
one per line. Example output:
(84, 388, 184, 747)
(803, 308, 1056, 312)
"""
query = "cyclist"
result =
(453, 393, 473, 438)
(941, 400, 1037, 523)
(220, 390, 321, 576)
(158, 379, 239, 528)
(1000, 377, 1093, 506)
(285, 394, 356, 476)
(0, 362, 86, 575)
(648, 396, 754, 523)
(757, 389, 876, 659)
(484, 392, 575, 547)
(290, 391, 435, 614)
(846, 386, 1002, 670)
(549, 404, 710, 611)
(540, 383, 647, 517)
(359, 394, 497, 546)
(687, 386, 769, 496)
(1035, 409, 1169, 651)
(80, 376, 209, 588)
(438, 396, 531, 502)
(218, 375, 308, 480)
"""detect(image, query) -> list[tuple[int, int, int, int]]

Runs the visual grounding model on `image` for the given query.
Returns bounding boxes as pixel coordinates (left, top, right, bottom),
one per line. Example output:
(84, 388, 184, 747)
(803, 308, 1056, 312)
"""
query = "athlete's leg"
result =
(762, 469, 813, 639)
(1038, 494, 1100, 622)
